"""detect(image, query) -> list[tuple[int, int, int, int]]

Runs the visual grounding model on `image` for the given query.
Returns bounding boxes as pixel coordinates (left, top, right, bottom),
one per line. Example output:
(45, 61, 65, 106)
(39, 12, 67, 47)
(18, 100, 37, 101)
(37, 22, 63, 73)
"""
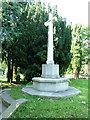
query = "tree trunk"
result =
(7, 59, 11, 82)
(15, 66, 17, 76)
(73, 70, 79, 79)
(11, 60, 14, 83)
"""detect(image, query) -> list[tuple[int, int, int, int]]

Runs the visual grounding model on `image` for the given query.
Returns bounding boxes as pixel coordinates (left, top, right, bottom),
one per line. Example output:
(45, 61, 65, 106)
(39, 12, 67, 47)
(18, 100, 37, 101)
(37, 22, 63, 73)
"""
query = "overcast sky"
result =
(41, 0, 89, 26)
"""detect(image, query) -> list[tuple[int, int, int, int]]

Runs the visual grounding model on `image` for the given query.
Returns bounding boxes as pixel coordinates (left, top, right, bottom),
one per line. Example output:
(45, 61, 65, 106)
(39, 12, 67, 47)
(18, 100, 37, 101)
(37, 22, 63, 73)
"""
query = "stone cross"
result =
(44, 10, 57, 64)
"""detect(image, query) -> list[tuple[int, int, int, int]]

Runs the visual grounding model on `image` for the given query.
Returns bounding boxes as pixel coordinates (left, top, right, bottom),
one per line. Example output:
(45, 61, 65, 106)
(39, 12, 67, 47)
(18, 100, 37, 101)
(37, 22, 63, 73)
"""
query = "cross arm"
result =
(44, 17, 57, 26)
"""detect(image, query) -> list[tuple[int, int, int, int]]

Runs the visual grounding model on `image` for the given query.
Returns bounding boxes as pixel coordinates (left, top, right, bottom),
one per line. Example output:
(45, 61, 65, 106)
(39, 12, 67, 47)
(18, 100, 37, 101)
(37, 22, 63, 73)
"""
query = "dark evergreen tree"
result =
(54, 16, 72, 76)
(2, 0, 72, 82)
(19, 0, 48, 80)
(2, 2, 29, 82)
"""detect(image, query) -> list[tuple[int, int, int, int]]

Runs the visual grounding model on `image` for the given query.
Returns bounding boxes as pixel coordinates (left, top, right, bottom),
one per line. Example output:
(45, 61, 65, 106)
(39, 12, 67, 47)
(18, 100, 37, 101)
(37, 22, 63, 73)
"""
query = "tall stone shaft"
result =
(46, 12, 54, 64)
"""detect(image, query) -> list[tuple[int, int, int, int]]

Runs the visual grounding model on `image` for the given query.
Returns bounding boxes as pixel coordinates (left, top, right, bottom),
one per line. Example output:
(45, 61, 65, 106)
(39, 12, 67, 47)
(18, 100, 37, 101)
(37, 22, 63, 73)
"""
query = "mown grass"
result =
(9, 79, 88, 119)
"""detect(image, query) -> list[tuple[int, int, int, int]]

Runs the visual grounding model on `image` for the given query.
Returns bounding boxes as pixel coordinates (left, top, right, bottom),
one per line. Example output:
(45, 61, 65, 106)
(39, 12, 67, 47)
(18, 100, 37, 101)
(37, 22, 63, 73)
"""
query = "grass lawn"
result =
(8, 79, 88, 119)
(0, 81, 14, 88)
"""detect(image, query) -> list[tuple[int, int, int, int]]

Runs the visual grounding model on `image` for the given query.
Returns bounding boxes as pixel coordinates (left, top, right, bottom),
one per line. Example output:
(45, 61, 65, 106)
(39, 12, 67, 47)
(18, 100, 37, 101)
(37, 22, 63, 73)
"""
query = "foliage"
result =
(9, 79, 88, 118)
(18, 1, 48, 80)
(0, 59, 6, 74)
(68, 25, 88, 78)
(2, 0, 72, 81)
(1, 2, 28, 82)
(54, 16, 72, 75)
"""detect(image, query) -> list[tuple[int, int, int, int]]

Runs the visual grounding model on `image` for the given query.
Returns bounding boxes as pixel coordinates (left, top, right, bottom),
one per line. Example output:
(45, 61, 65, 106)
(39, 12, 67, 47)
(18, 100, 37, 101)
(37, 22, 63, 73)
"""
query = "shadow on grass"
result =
(1, 80, 32, 89)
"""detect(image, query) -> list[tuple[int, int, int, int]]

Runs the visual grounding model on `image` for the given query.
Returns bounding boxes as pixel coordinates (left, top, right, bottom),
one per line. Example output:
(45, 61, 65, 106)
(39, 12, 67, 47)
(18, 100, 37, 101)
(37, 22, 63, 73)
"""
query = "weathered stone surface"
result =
(41, 64, 60, 78)
(1, 92, 15, 106)
(22, 86, 81, 98)
(32, 77, 70, 92)
(0, 99, 27, 119)
(0, 89, 27, 119)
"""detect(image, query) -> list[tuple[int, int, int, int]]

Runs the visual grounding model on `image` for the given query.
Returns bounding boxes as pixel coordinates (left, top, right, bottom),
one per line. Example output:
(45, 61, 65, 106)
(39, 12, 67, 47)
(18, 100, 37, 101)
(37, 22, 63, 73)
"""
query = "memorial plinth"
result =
(33, 63, 69, 92)
(32, 77, 69, 92)
(22, 65, 81, 97)
(41, 64, 60, 78)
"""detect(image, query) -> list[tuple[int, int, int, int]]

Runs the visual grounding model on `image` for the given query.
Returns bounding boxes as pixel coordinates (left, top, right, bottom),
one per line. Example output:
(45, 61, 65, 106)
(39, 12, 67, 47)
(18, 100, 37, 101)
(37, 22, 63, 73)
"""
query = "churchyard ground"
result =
(5, 78, 88, 119)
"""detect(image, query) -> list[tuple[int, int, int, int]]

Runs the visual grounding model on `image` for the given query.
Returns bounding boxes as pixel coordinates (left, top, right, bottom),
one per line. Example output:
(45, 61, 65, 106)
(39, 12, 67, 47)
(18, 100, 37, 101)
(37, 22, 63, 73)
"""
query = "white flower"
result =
(81, 101, 86, 104)
(38, 98, 40, 100)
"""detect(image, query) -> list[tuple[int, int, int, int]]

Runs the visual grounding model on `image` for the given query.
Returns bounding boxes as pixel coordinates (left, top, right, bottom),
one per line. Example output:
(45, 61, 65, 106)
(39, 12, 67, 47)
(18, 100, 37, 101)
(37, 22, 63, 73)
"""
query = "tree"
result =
(54, 16, 72, 76)
(1, 1, 48, 81)
(70, 24, 88, 79)
(19, 3, 72, 79)
(18, 0, 48, 80)
(2, 0, 72, 82)
(2, 2, 29, 82)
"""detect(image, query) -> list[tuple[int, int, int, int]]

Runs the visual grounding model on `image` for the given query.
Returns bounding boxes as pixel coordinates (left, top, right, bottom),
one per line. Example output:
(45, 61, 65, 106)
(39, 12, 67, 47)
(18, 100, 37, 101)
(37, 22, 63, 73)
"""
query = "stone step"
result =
(0, 89, 28, 119)
(1, 91, 15, 106)
(0, 98, 8, 114)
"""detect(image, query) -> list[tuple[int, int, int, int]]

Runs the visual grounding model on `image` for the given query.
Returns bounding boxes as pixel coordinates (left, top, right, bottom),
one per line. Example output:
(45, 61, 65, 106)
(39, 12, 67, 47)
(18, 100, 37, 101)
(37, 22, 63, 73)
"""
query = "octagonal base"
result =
(22, 86, 81, 98)
(32, 77, 70, 92)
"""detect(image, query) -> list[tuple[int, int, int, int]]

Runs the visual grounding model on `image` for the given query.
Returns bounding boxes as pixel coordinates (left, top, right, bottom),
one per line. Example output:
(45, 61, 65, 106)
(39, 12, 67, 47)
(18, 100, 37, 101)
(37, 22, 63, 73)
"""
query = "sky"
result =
(0, 0, 89, 25)
(42, 0, 89, 26)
